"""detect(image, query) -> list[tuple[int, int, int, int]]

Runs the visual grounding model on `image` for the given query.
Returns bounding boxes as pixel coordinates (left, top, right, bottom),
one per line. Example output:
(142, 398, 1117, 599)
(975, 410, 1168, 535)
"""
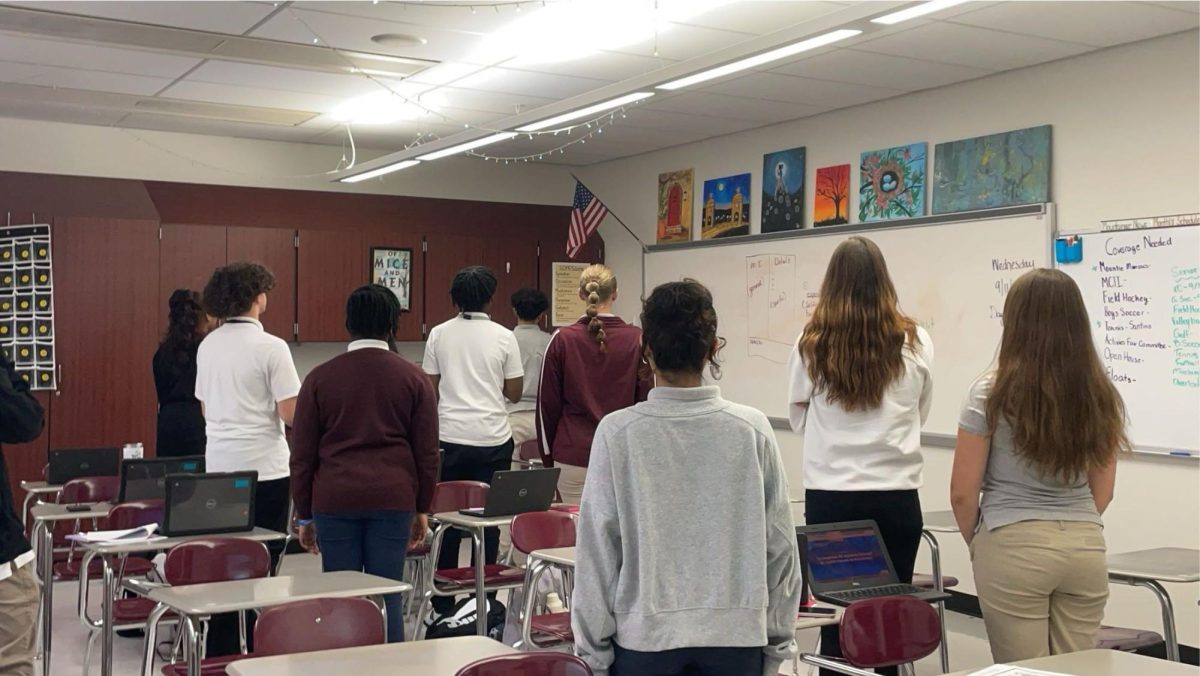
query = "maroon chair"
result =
(799, 596, 941, 675)
(255, 597, 385, 657)
(52, 475, 120, 566)
(514, 440, 543, 469)
(455, 653, 592, 676)
(511, 511, 577, 650)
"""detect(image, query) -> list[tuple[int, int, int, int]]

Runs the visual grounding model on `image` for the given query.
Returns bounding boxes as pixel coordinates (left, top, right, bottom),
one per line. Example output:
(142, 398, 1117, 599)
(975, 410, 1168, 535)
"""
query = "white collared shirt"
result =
(509, 325, 551, 413)
(348, 339, 390, 352)
(0, 550, 35, 581)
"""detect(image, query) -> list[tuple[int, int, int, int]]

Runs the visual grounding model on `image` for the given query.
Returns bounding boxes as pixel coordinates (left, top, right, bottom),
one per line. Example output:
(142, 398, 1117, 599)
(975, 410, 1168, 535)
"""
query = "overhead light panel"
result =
(517, 92, 655, 132)
(340, 160, 421, 183)
(657, 29, 862, 90)
(417, 132, 518, 161)
(870, 0, 970, 25)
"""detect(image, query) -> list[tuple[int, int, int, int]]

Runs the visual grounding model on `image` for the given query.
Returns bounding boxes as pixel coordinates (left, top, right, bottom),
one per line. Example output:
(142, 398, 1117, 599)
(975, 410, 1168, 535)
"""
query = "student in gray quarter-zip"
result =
(572, 280, 802, 676)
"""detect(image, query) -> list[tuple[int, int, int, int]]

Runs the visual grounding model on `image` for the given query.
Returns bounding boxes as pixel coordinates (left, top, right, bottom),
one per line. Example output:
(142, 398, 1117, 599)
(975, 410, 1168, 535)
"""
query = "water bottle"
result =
(122, 442, 144, 460)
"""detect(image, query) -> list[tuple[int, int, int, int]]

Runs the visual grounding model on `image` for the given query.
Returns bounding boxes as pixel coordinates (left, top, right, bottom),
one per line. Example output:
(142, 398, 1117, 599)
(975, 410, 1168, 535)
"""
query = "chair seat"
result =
(549, 505, 579, 515)
(161, 654, 249, 676)
(112, 597, 174, 624)
(1095, 625, 1163, 651)
(53, 556, 154, 581)
(912, 573, 959, 589)
(530, 611, 574, 642)
(434, 564, 526, 587)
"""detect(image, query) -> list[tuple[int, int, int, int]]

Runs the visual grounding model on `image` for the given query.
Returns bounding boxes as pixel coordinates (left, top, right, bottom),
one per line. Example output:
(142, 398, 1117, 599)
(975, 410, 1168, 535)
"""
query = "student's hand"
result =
(299, 522, 319, 554)
(409, 513, 429, 551)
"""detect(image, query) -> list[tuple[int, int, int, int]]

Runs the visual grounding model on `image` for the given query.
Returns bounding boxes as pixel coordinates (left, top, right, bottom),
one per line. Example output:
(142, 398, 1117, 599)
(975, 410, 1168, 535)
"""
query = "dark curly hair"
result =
(160, 289, 206, 362)
(203, 262, 276, 319)
(640, 279, 724, 378)
(450, 266, 497, 314)
(511, 288, 549, 321)
(346, 284, 401, 345)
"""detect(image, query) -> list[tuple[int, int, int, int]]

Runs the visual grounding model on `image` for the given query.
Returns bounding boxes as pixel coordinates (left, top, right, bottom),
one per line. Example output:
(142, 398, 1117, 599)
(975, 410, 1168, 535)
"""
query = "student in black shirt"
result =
(152, 289, 212, 457)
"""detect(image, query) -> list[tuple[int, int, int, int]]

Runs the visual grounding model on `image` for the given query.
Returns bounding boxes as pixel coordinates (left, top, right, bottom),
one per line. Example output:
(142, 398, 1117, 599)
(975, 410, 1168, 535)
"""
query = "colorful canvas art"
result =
(814, 164, 850, 227)
(859, 143, 927, 222)
(932, 125, 1051, 214)
(657, 169, 694, 244)
(701, 173, 752, 240)
(761, 147, 805, 233)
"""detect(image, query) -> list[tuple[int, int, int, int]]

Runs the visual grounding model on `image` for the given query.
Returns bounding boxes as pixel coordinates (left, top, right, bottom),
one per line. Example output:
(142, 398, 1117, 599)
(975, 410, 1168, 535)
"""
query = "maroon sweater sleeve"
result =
(410, 369, 440, 513)
(289, 373, 321, 520)
(536, 333, 564, 467)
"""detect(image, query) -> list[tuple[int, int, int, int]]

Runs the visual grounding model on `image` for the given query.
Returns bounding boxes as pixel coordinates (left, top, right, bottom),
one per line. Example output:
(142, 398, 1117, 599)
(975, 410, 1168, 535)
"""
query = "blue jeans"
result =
(313, 510, 414, 643)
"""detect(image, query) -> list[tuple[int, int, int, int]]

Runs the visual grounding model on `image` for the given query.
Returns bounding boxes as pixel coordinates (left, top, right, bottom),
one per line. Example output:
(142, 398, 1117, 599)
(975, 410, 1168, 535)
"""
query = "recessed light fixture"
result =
(370, 33, 429, 49)
(657, 29, 862, 90)
(870, 0, 970, 25)
(332, 91, 442, 125)
(340, 160, 421, 183)
(516, 92, 654, 132)
(417, 132, 519, 161)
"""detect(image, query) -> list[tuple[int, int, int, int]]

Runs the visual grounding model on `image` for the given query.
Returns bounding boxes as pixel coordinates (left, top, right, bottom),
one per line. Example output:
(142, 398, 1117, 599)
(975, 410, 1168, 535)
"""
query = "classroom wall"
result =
(577, 31, 1200, 646)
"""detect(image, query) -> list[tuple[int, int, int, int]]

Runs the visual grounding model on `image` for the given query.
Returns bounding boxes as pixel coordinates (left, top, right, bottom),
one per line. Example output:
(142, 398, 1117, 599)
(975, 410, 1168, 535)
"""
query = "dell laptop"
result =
(459, 468, 561, 517)
(119, 456, 205, 502)
(47, 447, 121, 485)
(162, 472, 257, 537)
(796, 520, 949, 607)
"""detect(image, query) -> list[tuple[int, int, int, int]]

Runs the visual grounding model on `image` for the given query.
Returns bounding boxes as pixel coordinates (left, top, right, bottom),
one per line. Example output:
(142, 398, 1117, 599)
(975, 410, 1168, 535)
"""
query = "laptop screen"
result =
(803, 525, 894, 588)
(121, 457, 205, 502)
(164, 473, 255, 536)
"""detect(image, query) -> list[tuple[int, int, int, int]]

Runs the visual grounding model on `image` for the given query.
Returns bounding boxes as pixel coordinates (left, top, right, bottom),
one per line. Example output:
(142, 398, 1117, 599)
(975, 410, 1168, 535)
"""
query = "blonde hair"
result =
(579, 264, 617, 352)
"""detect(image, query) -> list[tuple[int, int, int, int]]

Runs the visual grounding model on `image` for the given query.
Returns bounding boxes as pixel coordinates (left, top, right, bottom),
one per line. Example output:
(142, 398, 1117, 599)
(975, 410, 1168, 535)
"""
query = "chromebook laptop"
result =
(47, 447, 121, 485)
(458, 468, 560, 517)
(119, 456, 205, 502)
(162, 472, 256, 537)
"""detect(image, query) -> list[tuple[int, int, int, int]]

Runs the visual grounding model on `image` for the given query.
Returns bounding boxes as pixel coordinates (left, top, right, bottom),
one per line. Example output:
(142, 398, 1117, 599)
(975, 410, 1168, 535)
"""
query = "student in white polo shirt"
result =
(422, 266, 523, 616)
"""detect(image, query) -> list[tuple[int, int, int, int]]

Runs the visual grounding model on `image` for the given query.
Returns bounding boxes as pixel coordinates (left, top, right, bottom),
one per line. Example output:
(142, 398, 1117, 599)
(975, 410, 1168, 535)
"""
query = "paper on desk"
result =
(967, 665, 1071, 676)
(66, 524, 161, 543)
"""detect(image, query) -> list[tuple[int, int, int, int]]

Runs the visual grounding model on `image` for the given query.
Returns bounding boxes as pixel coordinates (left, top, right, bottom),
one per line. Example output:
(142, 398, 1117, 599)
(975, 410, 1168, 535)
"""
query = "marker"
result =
(1169, 451, 1194, 458)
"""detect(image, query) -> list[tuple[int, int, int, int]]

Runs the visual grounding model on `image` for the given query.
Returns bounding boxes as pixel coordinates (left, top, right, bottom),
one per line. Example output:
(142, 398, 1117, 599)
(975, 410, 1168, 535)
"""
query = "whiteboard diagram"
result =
(746, 254, 798, 363)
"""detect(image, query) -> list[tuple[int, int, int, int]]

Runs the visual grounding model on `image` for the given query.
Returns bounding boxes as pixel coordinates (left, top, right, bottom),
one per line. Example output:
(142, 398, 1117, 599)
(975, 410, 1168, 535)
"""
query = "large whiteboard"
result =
(644, 207, 1053, 437)
(1057, 225, 1200, 453)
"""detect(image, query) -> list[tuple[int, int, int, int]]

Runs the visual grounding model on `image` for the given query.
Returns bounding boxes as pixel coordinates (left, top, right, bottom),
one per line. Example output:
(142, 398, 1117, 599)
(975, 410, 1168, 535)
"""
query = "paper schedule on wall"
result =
(0, 224, 56, 390)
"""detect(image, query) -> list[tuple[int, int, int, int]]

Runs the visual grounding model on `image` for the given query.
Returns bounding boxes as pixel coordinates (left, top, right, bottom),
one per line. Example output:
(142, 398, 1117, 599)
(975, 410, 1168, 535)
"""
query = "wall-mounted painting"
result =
(761, 146, 805, 233)
(657, 169, 694, 244)
(701, 173, 752, 240)
(814, 164, 850, 227)
(859, 143, 927, 222)
(932, 125, 1051, 214)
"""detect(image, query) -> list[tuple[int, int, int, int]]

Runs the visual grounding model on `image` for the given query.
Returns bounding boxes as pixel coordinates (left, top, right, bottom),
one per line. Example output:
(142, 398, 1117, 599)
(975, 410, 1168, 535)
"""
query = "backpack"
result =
(425, 597, 506, 640)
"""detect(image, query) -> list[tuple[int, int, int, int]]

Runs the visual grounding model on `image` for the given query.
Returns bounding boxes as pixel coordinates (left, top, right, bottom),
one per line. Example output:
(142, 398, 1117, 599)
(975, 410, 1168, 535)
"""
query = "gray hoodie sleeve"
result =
(571, 428, 621, 676)
(760, 426, 802, 675)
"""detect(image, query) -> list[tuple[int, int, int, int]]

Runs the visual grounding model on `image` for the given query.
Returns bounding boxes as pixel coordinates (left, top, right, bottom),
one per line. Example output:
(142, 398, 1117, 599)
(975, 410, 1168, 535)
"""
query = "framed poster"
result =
(370, 247, 412, 311)
(551, 261, 589, 327)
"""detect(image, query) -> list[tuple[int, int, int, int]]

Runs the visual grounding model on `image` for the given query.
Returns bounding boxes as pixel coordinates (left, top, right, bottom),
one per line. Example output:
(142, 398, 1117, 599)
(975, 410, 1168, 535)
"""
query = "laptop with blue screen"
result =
(796, 520, 948, 606)
(162, 472, 257, 537)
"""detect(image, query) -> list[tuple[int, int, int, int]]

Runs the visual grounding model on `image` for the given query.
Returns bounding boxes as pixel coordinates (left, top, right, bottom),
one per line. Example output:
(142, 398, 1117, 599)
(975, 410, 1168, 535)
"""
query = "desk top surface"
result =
(76, 527, 286, 554)
(226, 636, 517, 675)
(148, 571, 409, 615)
(922, 510, 959, 533)
(1107, 547, 1200, 582)
(946, 648, 1198, 675)
(530, 546, 576, 567)
(434, 511, 517, 528)
(795, 605, 841, 630)
(19, 481, 61, 494)
(31, 502, 110, 521)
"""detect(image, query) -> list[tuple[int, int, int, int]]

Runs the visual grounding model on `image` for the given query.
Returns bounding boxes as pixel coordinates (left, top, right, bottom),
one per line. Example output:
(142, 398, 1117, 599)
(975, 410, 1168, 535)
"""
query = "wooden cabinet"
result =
(226, 227, 296, 340)
(486, 239, 539, 330)
(158, 223, 227, 321)
(423, 233, 488, 333)
(296, 229, 365, 342)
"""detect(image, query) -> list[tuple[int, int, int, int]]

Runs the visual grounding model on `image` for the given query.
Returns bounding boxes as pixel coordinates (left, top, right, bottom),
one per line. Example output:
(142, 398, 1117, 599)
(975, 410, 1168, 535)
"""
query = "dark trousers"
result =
(315, 510, 414, 643)
(612, 643, 764, 676)
(432, 439, 513, 614)
(806, 489, 923, 676)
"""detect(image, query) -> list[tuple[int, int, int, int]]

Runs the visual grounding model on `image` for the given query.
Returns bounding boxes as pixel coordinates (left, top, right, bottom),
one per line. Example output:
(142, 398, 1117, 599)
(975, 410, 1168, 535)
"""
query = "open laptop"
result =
(458, 468, 561, 517)
(162, 472, 257, 537)
(119, 456, 205, 502)
(796, 520, 949, 607)
(47, 447, 121, 485)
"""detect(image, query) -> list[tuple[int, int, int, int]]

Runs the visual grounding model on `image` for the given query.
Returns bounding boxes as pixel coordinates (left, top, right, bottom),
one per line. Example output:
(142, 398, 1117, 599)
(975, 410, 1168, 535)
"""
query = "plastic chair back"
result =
(519, 440, 542, 462)
(107, 500, 164, 530)
(511, 511, 576, 555)
(164, 538, 272, 586)
(840, 596, 941, 668)
(61, 476, 119, 504)
(255, 598, 384, 657)
(455, 653, 592, 676)
(430, 480, 489, 514)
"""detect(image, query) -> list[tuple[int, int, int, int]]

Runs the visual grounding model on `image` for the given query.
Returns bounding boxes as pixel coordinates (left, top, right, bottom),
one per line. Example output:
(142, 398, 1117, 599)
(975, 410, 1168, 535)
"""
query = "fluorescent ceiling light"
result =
(517, 92, 655, 132)
(870, 0, 970, 25)
(417, 132, 518, 161)
(332, 90, 444, 125)
(340, 160, 421, 183)
(657, 29, 862, 90)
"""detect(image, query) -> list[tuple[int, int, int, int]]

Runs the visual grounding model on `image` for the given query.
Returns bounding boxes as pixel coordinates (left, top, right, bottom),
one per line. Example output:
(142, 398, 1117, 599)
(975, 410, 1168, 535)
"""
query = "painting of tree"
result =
(814, 164, 850, 227)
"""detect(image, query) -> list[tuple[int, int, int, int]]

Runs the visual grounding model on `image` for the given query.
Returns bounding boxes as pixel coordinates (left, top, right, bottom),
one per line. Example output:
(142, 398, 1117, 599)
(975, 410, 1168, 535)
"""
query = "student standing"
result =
(422, 266, 523, 613)
(291, 285, 438, 643)
(952, 269, 1125, 662)
(152, 289, 212, 457)
(537, 264, 649, 505)
(508, 288, 551, 447)
(574, 280, 801, 676)
(786, 236, 933, 675)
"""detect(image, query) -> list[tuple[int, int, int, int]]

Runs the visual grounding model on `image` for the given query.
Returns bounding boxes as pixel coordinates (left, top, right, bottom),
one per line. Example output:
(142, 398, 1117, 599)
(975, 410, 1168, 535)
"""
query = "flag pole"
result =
(570, 173, 648, 253)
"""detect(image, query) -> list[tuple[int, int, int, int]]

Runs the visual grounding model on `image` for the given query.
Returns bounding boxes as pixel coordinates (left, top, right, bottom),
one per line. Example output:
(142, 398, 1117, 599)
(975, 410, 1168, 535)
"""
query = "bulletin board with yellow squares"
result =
(0, 224, 55, 390)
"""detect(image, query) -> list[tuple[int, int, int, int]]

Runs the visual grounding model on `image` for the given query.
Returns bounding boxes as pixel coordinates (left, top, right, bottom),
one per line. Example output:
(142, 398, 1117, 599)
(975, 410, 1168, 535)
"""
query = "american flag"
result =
(568, 180, 608, 259)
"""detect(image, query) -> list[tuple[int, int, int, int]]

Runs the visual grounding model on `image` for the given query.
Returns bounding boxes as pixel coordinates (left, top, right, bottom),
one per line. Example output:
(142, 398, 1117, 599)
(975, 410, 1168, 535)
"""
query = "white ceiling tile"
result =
(611, 23, 763, 61)
(853, 22, 1093, 70)
(0, 97, 130, 126)
(679, 1, 848, 35)
(290, 1, 519, 34)
(701, 71, 905, 108)
(0, 34, 201, 78)
(250, 8, 481, 64)
(8, 1, 276, 34)
(0, 60, 172, 96)
(644, 91, 827, 123)
(615, 107, 765, 136)
(185, 61, 381, 98)
(948, 1, 1198, 48)
(509, 51, 678, 82)
(158, 80, 341, 113)
(453, 68, 612, 99)
(117, 112, 333, 144)
(1149, 1, 1200, 13)
(771, 48, 993, 90)
(433, 87, 556, 115)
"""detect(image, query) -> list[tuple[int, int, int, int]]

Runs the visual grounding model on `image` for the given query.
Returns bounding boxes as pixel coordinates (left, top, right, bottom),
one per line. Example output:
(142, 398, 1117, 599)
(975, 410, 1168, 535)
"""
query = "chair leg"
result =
(82, 629, 99, 676)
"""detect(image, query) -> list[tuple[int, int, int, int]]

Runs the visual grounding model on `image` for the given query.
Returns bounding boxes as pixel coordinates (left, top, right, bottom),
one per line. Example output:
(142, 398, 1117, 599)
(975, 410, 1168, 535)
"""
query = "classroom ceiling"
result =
(0, 0, 1195, 170)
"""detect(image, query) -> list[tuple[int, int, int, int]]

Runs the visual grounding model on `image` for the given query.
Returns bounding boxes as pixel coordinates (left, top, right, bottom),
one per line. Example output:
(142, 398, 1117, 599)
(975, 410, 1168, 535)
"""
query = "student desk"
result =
(140, 571, 410, 676)
(945, 647, 1197, 675)
(19, 480, 62, 529)
(432, 510, 518, 637)
(226, 635, 518, 676)
(518, 546, 577, 649)
(74, 527, 287, 676)
(922, 509, 958, 673)
(1106, 547, 1200, 662)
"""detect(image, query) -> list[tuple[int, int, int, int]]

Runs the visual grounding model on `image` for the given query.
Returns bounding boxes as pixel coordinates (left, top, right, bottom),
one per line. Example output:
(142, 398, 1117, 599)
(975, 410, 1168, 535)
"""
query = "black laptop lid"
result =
(47, 448, 121, 485)
(120, 456, 205, 502)
(796, 520, 900, 594)
(162, 472, 257, 537)
(483, 468, 560, 516)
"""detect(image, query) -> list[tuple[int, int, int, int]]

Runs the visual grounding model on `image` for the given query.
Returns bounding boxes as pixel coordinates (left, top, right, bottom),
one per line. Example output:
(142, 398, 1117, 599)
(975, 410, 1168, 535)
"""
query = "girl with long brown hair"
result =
(786, 236, 933, 676)
(537, 264, 650, 504)
(153, 289, 213, 457)
(952, 268, 1126, 662)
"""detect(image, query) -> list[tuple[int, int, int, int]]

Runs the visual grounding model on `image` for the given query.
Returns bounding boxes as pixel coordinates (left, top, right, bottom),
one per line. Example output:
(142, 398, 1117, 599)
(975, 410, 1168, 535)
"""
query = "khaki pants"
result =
(556, 463, 588, 506)
(972, 520, 1109, 663)
(0, 563, 40, 676)
(508, 411, 537, 447)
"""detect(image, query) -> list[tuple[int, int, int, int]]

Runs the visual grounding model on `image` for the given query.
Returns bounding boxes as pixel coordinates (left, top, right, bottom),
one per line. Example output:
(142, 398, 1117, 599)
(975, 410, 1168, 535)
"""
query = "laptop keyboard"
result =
(823, 583, 928, 602)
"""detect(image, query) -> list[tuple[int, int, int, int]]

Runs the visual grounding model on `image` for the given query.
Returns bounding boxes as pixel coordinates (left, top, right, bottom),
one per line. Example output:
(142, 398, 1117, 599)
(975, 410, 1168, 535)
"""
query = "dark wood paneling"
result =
(297, 229, 365, 342)
(4, 390, 50, 513)
(49, 217, 159, 455)
(0, 172, 157, 220)
(159, 223, 227, 316)
(226, 227, 297, 341)
(487, 239, 540, 330)
(424, 233, 488, 331)
(362, 229, 424, 341)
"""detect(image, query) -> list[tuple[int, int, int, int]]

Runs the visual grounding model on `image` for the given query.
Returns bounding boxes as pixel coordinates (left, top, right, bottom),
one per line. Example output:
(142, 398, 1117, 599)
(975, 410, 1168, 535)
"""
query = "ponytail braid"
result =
(585, 281, 607, 352)
(579, 264, 617, 353)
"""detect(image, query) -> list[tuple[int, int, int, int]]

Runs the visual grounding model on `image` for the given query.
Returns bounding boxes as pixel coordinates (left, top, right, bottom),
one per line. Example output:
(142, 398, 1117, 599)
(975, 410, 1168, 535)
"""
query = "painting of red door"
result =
(657, 168, 693, 243)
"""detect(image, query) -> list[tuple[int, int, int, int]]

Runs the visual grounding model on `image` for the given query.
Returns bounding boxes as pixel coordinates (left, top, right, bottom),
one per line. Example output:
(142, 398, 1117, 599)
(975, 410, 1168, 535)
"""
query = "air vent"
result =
(133, 98, 316, 126)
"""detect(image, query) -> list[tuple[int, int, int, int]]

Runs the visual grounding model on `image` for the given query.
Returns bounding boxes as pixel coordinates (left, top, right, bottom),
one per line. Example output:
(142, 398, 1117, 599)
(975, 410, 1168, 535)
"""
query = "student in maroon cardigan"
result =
(537, 264, 652, 504)
(290, 284, 439, 643)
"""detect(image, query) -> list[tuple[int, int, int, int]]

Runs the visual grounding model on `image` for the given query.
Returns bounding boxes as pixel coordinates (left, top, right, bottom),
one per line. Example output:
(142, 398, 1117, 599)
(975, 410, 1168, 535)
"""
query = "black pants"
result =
(206, 476, 291, 656)
(805, 489, 923, 676)
(432, 439, 513, 614)
(612, 643, 763, 676)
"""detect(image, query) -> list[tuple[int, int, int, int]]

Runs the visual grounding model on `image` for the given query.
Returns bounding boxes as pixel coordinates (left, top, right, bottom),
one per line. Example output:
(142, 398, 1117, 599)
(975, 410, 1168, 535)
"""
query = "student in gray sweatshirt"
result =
(572, 279, 802, 676)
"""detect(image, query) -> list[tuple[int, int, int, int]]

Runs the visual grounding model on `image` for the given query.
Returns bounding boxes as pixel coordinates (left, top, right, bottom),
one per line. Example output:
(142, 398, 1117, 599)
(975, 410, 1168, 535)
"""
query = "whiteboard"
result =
(1057, 225, 1200, 453)
(644, 206, 1054, 437)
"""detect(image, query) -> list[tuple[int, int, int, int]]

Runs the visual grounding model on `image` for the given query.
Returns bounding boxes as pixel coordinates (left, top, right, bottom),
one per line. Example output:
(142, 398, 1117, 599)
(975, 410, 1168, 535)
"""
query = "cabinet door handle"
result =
(55, 364, 62, 396)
